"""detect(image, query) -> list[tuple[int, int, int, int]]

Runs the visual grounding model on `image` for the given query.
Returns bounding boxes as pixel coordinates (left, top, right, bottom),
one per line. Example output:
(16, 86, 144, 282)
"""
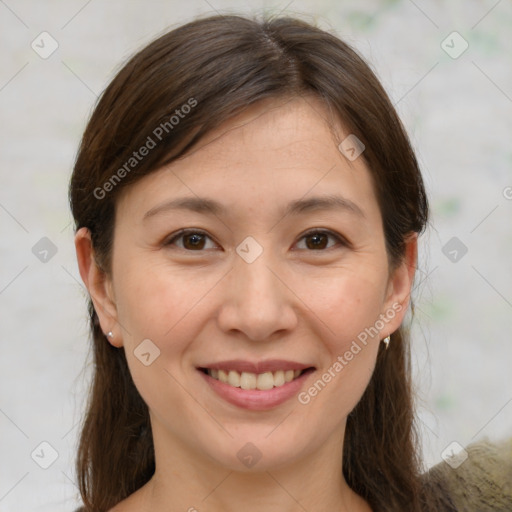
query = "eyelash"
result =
(164, 228, 348, 252)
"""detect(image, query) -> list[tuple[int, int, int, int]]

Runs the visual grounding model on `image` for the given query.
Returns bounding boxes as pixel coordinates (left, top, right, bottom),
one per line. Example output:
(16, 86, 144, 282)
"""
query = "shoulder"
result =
(424, 437, 512, 512)
(73, 504, 129, 512)
(72, 482, 148, 512)
(73, 505, 123, 512)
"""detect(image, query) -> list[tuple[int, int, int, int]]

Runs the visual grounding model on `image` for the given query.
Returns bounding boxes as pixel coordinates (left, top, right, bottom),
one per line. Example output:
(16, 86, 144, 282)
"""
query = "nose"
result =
(216, 252, 298, 342)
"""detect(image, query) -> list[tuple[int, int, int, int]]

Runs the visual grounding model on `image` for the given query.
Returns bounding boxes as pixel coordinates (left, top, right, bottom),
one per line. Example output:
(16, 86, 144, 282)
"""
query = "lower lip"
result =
(198, 369, 314, 411)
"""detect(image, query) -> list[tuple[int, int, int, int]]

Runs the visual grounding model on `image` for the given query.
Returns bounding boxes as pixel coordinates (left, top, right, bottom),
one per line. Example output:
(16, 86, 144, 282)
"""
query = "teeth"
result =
(240, 372, 257, 390)
(256, 372, 274, 390)
(273, 370, 285, 387)
(228, 370, 241, 387)
(207, 368, 305, 390)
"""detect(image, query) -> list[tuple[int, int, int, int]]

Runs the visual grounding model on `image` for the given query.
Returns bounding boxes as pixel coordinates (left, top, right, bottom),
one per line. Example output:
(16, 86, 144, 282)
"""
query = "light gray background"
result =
(1, 0, 511, 510)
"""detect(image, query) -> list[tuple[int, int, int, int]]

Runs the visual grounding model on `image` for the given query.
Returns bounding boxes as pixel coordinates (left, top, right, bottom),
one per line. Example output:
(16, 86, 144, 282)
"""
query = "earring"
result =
(382, 336, 390, 349)
(107, 331, 113, 339)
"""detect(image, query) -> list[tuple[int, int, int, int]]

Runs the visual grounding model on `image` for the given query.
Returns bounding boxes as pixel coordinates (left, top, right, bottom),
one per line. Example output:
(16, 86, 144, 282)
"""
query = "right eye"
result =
(164, 229, 219, 251)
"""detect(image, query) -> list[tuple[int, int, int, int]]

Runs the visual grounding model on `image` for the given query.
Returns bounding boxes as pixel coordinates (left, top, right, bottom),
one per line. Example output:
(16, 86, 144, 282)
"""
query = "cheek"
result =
(114, 259, 212, 345)
(298, 287, 382, 421)
(294, 269, 386, 407)
(112, 259, 221, 403)
(300, 268, 388, 345)
(115, 263, 205, 417)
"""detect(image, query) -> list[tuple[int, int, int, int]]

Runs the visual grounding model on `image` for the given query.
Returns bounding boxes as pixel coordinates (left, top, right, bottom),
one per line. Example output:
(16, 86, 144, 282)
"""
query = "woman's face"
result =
(79, 96, 414, 472)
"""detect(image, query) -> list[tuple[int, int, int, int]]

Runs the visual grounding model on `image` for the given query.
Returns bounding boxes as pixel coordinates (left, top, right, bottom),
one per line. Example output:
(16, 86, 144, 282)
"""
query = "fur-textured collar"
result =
(425, 437, 512, 511)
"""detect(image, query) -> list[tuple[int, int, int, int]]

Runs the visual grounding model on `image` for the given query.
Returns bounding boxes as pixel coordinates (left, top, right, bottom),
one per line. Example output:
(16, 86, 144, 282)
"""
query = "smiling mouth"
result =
(199, 368, 314, 390)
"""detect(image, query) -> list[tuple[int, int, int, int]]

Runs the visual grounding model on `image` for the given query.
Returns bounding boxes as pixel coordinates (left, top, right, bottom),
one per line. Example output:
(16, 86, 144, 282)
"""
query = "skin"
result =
(75, 96, 417, 512)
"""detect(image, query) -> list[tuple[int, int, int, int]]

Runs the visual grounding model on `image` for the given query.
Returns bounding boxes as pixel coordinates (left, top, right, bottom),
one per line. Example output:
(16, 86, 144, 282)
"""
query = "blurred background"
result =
(1, 0, 511, 510)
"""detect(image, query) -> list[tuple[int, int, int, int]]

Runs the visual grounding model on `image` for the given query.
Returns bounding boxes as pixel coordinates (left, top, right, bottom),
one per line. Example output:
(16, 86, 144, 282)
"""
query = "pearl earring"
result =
(382, 336, 390, 349)
(107, 331, 113, 339)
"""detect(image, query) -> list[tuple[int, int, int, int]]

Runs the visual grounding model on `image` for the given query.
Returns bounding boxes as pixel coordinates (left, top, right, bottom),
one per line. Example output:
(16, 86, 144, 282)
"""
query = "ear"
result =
(381, 233, 418, 335)
(74, 227, 123, 347)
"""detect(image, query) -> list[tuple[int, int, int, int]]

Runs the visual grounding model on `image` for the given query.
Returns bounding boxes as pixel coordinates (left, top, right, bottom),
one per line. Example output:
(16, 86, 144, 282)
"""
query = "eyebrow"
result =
(143, 194, 365, 221)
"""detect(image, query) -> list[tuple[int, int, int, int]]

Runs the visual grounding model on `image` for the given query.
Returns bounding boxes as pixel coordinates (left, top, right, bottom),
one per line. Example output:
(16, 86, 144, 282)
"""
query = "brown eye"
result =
(305, 232, 328, 250)
(165, 230, 217, 251)
(182, 233, 206, 250)
(295, 230, 345, 251)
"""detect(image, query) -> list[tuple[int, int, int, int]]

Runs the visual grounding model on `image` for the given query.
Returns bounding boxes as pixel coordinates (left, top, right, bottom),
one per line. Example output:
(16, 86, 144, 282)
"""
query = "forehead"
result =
(116, 96, 381, 224)
(184, 96, 345, 166)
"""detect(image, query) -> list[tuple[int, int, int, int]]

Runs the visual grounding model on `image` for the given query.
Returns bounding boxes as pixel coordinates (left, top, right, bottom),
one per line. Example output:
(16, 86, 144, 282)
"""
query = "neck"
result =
(132, 420, 372, 512)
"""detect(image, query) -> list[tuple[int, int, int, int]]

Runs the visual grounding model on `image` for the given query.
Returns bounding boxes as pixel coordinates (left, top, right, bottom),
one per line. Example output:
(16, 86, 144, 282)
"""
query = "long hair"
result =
(69, 14, 452, 511)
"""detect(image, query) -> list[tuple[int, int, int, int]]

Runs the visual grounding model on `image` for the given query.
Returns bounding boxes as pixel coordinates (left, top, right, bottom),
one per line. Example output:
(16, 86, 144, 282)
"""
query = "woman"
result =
(70, 14, 511, 512)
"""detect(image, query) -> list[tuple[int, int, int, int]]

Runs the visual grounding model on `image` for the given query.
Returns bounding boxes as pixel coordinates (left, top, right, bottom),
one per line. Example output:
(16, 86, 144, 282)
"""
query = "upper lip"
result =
(198, 359, 314, 374)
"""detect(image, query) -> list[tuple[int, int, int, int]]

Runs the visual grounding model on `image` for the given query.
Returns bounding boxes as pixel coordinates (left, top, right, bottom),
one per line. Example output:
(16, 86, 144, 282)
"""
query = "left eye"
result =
(294, 230, 344, 251)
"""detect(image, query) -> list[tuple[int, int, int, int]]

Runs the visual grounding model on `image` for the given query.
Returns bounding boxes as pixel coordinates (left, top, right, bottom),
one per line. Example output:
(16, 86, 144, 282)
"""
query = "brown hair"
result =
(70, 14, 452, 512)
